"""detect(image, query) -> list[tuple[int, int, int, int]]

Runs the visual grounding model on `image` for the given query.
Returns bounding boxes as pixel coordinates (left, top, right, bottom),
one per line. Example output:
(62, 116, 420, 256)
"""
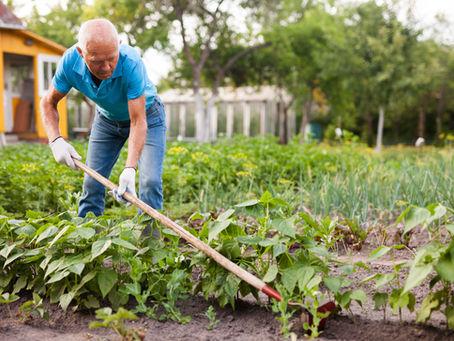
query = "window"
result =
(37, 54, 60, 97)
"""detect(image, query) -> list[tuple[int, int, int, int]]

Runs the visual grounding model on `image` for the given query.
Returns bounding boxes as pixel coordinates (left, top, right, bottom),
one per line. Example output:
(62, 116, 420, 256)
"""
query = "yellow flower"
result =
(191, 151, 209, 163)
(21, 163, 38, 173)
(278, 178, 293, 185)
(236, 171, 251, 176)
(242, 162, 257, 170)
(232, 152, 247, 160)
(168, 146, 189, 155)
(395, 200, 408, 207)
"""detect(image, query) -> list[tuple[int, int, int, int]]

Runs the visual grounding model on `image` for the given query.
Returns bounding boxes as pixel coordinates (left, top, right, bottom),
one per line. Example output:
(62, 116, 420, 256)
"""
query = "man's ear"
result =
(76, 46, 83, 57)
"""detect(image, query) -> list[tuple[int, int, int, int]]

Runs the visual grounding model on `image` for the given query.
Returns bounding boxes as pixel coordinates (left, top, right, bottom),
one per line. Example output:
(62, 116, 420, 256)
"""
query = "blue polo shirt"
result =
(53, 43, 157, 121)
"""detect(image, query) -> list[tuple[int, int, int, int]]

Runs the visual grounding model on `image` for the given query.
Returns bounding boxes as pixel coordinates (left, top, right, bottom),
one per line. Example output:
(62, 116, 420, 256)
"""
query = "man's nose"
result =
(101, 62, 110, 70)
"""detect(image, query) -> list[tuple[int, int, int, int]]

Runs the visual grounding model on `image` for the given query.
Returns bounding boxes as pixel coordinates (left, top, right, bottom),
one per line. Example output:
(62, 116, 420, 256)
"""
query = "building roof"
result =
(0, 1, 25, 30)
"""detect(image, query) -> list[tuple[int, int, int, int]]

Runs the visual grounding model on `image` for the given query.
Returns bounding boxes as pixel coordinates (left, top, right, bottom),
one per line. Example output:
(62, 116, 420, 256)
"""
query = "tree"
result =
(94, 0, 269, 142)
(343, 1, 421, 148)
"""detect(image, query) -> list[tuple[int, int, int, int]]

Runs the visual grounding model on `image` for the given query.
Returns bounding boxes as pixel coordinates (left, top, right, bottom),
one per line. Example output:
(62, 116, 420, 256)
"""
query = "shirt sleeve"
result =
(126, 60, 147, 100)
(52, 53, 72, 94)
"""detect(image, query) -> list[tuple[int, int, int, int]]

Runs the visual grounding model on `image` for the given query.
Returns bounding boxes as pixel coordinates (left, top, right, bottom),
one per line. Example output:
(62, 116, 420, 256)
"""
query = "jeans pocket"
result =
(147, 99, 165, 128)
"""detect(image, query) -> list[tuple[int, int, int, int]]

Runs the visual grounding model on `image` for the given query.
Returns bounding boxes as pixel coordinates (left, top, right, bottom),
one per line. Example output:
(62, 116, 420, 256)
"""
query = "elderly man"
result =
(40, 18, 166, 223)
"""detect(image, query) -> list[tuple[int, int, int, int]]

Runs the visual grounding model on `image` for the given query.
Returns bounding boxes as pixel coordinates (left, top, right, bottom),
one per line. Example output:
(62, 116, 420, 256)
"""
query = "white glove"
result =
(109, 167, 137, 206)
(49, 137, 82, 170)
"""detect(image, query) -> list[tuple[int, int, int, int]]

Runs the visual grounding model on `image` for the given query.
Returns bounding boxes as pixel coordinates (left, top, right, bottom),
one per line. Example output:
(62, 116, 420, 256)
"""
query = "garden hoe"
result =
(73, 159, 335, 331)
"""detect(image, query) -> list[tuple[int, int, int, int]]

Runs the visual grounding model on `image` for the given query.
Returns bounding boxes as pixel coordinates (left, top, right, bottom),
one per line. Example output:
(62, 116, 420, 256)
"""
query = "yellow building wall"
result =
(0, 29, 67, 139)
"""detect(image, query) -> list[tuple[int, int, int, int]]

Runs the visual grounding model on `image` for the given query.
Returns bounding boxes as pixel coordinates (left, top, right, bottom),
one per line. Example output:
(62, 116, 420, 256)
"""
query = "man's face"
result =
(78, 40, 119, 80)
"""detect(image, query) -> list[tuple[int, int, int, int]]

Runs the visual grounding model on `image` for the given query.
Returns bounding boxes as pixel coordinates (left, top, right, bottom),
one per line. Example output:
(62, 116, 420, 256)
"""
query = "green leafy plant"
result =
(89, 307, 146, 341)
(18, 293, 49, 322)
(0, 292, 20, 320)
(203, 305, 220, 330)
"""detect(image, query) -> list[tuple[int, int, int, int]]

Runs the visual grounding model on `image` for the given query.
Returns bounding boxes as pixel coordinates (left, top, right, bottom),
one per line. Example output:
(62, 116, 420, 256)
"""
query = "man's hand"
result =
(109, 167, 137, 206)
(50, 137, 82, 170)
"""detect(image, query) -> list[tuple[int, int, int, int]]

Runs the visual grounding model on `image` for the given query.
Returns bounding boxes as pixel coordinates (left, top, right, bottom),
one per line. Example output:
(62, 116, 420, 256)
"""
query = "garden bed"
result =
(1, 225, 453, 341)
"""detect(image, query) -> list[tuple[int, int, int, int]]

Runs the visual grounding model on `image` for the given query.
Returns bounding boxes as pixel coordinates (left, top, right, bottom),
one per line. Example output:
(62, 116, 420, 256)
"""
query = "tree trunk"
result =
(375, 106, 384, 153)
(299, 90, 314, 137)
(436, 85, 445, 142)
(365, 108, 373, 146)
(279, 104, 288, 145)
(418, 106, 426, 139)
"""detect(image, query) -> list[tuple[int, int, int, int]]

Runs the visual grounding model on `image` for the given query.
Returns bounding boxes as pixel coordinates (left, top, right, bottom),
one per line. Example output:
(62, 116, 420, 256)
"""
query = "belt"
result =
(98, 96, 161, 128)
(99, 114, 131, 128)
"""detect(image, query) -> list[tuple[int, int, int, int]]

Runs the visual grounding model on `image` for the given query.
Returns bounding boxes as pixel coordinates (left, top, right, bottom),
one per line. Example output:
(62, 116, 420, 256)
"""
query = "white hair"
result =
(78, 18, 119, 52)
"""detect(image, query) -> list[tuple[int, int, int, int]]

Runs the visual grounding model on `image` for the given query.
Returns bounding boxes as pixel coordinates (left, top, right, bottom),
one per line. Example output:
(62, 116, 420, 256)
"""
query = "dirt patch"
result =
(1, 225, 453, 341)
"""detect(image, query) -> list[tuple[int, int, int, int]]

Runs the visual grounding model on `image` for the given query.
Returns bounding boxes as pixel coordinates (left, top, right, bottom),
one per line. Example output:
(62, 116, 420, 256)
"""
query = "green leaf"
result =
(404, 207, 431, 234)
(76, 227, 96, 239)
(12, 276, 27, 295)
(49, 225, 70, 247)
(375, 273, 395, 289)
(97, 270, 118, 298)
(425, 204, 447, 225)
(217, 209, 235, 221)
(445, 224, 454, 235)
(14, 225, 36, 237)
(4, 252, 24, 268)
(435, 253, 454, 282)
(350, 290, 368, 306)
(36, 225, 58, 243)
(83, 295, 100, 309)
(236, 235, 262, 245)
(0, 293, 20, 303)
(323, 276, 342, 293)
(272, 218, 295, 238)
(112, 238, 138, 250)
(403, 264, 432, 294)
(446, 306, 454, 329)
(359, 273, 379, 286)
(273, 244, 287, 258)
(60, 292, 75, 312)
(263, 264, 278, 283)
(369, 246, 390, 260)
(269, 197, 289, 207)
(68, 263, 85, 276)
(91, 238, 112, 260)
(260, 191, 272, 203)
(416, 293, 440, 323)
(208, 219, 231, 242)
(281, 268, 298, 293)
(258, 235, 280, 247)
(373, 292, 388, 310)
(0, 243, 16, 259)
(235, 199, 259, 207)
(47, 270, 70, 284)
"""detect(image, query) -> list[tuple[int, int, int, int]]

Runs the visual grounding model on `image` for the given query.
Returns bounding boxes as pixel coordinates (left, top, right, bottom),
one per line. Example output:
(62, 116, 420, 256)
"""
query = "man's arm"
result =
(40, 84, 81, 170)
(40, 84, 67, 143)
(114, 94, 147, 199)
(126, 93, 147, 169)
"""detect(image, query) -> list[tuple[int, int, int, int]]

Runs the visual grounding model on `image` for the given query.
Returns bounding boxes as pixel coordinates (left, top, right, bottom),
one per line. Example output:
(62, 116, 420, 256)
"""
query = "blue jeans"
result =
(78, 97, 166, 217)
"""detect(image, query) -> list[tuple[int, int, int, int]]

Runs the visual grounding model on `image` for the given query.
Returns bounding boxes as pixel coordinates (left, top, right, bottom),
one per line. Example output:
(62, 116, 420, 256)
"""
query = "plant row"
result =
(1, 137, 453, 221)
(1, 192, 454, 338)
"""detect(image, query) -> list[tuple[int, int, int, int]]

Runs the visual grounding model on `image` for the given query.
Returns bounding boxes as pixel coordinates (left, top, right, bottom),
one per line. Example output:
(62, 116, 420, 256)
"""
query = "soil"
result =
(1, 224, 454, 341)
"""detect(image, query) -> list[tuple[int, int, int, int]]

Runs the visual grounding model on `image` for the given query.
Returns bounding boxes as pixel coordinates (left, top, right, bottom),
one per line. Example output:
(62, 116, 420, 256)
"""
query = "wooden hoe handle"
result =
(73, 159, 282, 301)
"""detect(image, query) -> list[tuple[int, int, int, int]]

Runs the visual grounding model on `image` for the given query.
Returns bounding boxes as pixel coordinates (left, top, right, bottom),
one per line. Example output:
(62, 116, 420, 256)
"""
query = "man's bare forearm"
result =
(126, 122, 147, 169)
(40, 85, 67, 143)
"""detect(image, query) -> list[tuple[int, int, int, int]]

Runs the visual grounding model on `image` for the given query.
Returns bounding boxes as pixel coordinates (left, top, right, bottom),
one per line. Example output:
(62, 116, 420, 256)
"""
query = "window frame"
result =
(37, 54, 61, 97)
